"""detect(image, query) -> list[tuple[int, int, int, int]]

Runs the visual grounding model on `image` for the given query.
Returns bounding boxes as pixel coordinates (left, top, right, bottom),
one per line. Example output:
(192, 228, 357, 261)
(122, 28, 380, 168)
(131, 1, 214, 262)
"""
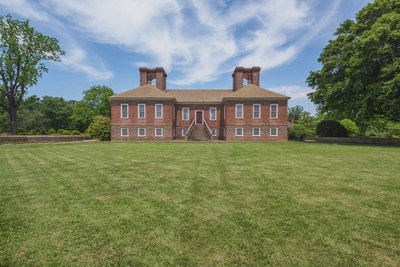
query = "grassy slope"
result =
(0, 142, 399, 265)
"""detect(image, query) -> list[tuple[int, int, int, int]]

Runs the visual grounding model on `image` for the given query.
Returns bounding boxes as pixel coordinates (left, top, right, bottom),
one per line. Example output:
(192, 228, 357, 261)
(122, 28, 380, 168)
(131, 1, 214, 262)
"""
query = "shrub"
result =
(316, 120, 348, 137)
(39, 129, 47, 135)
(72, 130, 80, 135)
(87, 115, 111, 141)
(57, 129, 64, 134)
(63, 130, 71, 135)
(289, 124, 306, 140)
(17, 128, 26, 134)
(48, 129, 56, 135)
(29, 129, 38, 135)
(340, 119, 359, 137)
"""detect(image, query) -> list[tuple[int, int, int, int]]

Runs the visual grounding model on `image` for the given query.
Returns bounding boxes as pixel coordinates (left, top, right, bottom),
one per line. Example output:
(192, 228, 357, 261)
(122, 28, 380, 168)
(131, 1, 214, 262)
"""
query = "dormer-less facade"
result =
(110, 67, 290, 141)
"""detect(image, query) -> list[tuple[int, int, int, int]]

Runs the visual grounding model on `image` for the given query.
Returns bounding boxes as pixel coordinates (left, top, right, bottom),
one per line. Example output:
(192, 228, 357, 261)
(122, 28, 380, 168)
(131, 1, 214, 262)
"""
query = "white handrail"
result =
(203, 120, 213, 140)
(185, 119, 196, 140)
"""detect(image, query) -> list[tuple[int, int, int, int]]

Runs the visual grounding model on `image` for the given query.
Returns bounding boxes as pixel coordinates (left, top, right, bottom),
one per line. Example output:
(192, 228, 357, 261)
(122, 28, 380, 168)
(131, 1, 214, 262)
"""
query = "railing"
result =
(203, 120, 213, 140)
(185, 119, 196, 140)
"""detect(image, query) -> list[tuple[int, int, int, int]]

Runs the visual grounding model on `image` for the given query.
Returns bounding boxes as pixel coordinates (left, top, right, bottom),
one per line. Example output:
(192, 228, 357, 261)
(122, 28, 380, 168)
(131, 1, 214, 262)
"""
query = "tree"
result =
(87, 115, 111, 141)
(40, 96, 73, 130)
(0, 14, 65, 134)
(340, 119, 360, 137)
(288, 105, 304, 122)
(307, 0, 400, 124)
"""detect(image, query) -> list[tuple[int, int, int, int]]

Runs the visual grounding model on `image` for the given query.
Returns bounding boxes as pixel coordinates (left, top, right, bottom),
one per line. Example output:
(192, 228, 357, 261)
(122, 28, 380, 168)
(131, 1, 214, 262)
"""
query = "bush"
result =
(29, 129, 38, 135)
(39, 129, 47, 135)
(48, 129, 56, 135)
(87, 115, 111, 141)
(289, 124, 306, 140)
(340, 119, 359, 137)
(316, 120, 348, 137)
(17, 128, 26, 134)
(57, 129, 64, 134)
(63, 130, 71, 135)
(72, 130, 80, 135)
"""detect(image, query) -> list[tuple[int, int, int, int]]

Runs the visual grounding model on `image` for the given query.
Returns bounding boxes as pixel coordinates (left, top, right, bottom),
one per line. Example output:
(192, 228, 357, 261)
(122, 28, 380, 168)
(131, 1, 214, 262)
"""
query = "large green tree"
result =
(288, 105, 304, 122)
(307, 0, 400, 124)
(0, 14, 65, 134)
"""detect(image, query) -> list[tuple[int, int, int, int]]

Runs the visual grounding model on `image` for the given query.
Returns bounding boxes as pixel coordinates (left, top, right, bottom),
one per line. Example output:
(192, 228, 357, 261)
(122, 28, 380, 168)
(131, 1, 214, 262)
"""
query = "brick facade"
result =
(110, 67, 290, 142)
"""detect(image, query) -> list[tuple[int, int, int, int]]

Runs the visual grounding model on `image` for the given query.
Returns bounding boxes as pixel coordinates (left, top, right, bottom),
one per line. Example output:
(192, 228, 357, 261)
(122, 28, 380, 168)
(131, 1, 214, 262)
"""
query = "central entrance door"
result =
(195, 110, 203, 124)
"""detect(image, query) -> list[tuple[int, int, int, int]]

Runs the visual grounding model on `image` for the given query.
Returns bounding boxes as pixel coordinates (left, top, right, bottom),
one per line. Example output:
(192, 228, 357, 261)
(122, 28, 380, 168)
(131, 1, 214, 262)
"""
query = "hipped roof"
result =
(109, 84, 174, 100)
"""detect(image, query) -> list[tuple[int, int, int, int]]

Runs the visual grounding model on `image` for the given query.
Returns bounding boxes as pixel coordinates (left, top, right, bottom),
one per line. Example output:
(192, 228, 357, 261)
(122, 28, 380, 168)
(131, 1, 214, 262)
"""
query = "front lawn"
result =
(1, 142, 399, 265)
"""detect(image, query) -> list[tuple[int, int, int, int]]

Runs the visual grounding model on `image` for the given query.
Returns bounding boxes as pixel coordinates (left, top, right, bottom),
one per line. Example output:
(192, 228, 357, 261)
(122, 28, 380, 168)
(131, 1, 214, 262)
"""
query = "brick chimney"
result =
(232, 66, 261, 91)
(139, 67, 167, 91)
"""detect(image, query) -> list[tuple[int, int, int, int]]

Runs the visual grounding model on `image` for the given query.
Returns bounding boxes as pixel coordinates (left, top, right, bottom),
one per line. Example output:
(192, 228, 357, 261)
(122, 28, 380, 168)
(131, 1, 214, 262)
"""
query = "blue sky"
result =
(0, 0, 371, 113)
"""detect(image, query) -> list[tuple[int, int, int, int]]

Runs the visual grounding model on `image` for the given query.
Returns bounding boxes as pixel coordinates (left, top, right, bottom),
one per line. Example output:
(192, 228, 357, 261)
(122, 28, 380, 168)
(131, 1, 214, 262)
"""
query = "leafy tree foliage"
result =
(87, 115, 111, 141)
(316, 120, 348, 137)
(0, 14, 64, 134)
(340, 119, 360, 137)
(307, 0, 400, 123)
(288, 105, 304, 122)
(40, 96, 73, 130)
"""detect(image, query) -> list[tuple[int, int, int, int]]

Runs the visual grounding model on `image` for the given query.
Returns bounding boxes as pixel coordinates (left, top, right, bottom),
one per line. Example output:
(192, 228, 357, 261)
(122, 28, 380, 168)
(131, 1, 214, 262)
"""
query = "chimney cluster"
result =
(232, 66, 261, 91)
(139, 67, 167, 91)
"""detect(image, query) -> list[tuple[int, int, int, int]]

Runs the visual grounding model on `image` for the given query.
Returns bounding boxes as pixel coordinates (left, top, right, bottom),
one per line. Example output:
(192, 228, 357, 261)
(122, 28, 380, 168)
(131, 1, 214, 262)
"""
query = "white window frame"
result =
(182, 107, 189, 121)
(211, 128, 217, 136)
(120, 104, 128, 118)
(138, 104, 146, 119)
(253, 104, 261, 119)
(182, 128, 188, 136)
(121, 128, 129, 137)
(253, 127, 260, 136)
(155, 128, 163, 137)
(270, 127, 278, 137)
(270, 104, 278, 119)
(210, 107, 217, 121)
(138, 128, 146, 137)
(155, 104, 163, 119)
(236, 104, 243, 119)
(235, 127, 243, 136)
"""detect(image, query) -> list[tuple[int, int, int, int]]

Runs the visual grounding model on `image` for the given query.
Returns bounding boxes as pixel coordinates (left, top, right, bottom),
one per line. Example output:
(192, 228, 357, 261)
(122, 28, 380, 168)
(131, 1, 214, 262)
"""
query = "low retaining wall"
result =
(0, 135, 91, 143)
(304, 136, 400, 145)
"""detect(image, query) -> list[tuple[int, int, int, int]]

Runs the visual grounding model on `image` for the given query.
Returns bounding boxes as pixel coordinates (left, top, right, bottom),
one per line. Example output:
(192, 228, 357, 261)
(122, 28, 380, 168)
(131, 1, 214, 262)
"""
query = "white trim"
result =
(235, 127, 243, 136)
(195, 110, 204, 125)
(138, 128, 146, 137)
(120, 104, 128, 118)
(211, 128, 217, 136)
(138, 104, 146, 118)
(182, 128, 188, 136)
(253, 104, 261, 119)
(182, 107, 189, 121)
(253, 127, 260, 136)
(270, 127, 278, 136)
(210, 107, 217, 121)
(270, 104, 278, 119)
(155, 128, 163, 137)
(155, 104, 163, 119)
(121, 127, 129, 137)
(236, 104, 243, 119)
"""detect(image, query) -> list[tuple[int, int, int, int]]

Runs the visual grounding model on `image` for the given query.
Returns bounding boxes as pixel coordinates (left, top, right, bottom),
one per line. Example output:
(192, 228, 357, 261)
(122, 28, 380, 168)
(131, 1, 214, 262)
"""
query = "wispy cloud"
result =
(270, 85, 312, 100)
(0, 0, 341, 84)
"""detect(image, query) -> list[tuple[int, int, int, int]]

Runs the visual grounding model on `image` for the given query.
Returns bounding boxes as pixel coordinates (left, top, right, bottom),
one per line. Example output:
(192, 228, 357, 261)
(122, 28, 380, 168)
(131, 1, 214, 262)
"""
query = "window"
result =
(253, 128, 260, 136)
(182, 128, 188, 136)
(121, 128, 128, 136)
(155, 104, 163, 119)
(235, 127, 243, 136)
(121, 104, 128, 118)
(211, 128, 217, 136)
(270, 127, 278, 136)
(270, 104, 278, 119)
(138, 128, 146, 136)
(253, 104, 260, 119)
(210, 107, 217, 120)
(138, 104, 146, 118)
(236, 104, 243, 119)
(155, 128, 163, 137)
(182, 107, 189, 121)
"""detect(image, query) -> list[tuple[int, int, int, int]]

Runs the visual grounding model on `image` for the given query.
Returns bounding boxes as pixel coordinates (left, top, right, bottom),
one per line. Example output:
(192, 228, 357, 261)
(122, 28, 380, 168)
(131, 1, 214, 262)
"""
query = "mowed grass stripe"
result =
(1, 141, 399, 265)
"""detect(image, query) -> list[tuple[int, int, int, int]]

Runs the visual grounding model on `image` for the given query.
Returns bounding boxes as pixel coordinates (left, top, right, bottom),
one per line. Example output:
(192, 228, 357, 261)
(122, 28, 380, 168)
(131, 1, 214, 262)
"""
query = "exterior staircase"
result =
(186, 121, 213, 141)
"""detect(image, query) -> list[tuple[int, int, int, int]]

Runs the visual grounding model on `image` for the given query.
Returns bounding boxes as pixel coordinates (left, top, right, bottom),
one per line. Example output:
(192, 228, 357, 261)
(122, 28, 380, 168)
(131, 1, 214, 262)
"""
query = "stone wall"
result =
(304, 137, 400, 145)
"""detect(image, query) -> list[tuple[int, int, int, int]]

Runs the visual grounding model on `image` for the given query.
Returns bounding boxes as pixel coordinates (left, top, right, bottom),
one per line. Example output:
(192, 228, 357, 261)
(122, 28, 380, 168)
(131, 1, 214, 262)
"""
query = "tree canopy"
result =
(307, 0, 400, 123)
(0, 14, 65, 134)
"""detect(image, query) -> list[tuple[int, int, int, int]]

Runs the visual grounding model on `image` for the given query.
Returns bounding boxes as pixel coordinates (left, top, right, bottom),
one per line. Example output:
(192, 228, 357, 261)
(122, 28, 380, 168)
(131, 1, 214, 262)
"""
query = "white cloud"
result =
(0, 0, 341, 84)
(270, 85, 312, 99)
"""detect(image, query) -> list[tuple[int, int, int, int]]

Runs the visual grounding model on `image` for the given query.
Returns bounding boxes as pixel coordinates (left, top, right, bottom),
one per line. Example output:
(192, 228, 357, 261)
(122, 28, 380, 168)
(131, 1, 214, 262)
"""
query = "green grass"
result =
(1, 142, 399, 265)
